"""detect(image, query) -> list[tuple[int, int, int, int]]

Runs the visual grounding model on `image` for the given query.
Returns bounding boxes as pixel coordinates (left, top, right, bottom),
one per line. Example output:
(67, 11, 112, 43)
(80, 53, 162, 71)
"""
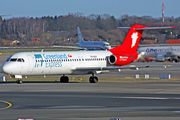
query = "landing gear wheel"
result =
(60, 76, 69, 83)
(16, 79, 22, 84)
(89, 76, 98, 83)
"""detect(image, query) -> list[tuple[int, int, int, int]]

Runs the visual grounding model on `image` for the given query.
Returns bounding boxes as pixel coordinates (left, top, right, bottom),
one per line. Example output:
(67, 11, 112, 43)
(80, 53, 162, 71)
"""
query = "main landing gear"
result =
(89, 73, 98, 83)
(60, 73, 98, 83)
(60, 75, 69, 83)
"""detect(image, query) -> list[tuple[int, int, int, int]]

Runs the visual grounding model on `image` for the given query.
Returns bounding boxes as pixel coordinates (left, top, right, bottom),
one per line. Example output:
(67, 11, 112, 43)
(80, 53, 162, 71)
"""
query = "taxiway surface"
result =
(0, 82, 180, 120)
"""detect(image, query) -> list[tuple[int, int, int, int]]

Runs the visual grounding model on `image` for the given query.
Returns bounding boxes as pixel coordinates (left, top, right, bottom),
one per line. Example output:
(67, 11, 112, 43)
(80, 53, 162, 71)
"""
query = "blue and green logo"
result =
(34, 54, 43, 67)
(34, 53, 67, 68)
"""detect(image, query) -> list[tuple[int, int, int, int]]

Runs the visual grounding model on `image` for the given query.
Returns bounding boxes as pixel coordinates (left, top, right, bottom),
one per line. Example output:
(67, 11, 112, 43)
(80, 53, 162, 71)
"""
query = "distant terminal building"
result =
(165, 39, 180, 44)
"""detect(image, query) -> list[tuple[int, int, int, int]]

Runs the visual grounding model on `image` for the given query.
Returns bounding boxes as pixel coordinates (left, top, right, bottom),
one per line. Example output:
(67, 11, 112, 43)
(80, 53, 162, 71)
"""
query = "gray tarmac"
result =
(1, 82, 180, 120)
(1, 55, 180, 120)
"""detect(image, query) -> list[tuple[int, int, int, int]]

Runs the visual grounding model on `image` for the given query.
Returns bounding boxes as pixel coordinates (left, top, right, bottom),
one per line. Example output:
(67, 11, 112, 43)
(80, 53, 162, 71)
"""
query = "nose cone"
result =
(105, 46, 111, 50)
(1, 62, 12, 74)
(108, 46, 111, 49)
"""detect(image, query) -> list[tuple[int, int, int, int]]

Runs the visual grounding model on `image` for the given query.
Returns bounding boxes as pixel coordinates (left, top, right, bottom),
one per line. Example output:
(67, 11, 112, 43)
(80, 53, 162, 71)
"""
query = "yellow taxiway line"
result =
(0, 100, 12, 110)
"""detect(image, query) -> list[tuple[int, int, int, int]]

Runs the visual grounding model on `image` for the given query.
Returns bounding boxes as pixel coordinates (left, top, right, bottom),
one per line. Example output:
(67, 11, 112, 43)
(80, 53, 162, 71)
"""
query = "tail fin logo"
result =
(131, 32, 138, 48)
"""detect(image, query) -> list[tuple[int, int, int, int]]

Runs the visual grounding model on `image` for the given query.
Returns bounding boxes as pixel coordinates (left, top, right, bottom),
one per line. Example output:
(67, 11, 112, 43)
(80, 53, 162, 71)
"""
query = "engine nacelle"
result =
(156, 55, 166, 61)
(108, 54, 136, 66)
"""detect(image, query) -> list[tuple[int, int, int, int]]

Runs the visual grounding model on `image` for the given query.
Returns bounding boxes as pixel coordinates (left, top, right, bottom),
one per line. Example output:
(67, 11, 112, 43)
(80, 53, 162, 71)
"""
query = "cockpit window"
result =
(10, 58, 17, 61)
(17, 58, 25, 62)
(9, 58, 25, 62)
(104, 43, 110, 46)
(6, 55, 25, 62)
(17, 59, 22, 62)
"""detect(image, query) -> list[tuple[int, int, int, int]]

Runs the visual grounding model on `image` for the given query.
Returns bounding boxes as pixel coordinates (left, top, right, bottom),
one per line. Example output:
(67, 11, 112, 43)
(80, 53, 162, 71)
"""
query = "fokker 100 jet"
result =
(1, 24, 177, 83)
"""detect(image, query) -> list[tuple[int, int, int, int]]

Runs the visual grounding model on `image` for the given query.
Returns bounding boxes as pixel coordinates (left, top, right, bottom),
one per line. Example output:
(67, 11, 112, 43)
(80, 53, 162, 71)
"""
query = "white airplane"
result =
(137, 45, 180, 62)
(76, 27, 111, 50)
(1, 25, 176, 84)
(53, 27, 111, 50)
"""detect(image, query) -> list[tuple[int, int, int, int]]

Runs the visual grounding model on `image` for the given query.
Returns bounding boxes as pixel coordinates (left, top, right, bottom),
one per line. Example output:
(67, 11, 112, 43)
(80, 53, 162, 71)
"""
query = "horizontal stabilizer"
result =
(118, 26, 177, 30)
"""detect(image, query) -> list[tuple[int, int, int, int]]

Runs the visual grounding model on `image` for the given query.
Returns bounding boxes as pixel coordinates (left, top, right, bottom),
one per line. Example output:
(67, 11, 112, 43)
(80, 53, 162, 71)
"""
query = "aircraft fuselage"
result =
(2, 51, 112, 76)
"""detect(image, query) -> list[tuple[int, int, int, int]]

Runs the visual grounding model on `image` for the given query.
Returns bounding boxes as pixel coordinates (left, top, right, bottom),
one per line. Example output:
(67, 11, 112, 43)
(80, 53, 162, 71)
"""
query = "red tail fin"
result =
(109, 24, 177, 54)
(107, 24, 177, 66)
(109, 24, 145, 53)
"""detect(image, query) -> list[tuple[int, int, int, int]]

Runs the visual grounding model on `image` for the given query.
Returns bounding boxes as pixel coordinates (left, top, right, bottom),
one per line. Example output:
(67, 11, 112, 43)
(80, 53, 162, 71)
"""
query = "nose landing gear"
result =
(16, 79, 22, 84)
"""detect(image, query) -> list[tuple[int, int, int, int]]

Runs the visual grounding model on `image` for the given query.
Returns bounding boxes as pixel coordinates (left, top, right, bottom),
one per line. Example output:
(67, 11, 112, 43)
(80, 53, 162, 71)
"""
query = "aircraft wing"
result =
(72, 65, 169, 71)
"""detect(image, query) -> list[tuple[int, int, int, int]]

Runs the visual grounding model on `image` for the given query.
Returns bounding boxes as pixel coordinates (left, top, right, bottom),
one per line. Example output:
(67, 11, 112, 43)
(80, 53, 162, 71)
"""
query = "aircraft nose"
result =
(1, 62, 12, 74)
(108, 46, 111, 49)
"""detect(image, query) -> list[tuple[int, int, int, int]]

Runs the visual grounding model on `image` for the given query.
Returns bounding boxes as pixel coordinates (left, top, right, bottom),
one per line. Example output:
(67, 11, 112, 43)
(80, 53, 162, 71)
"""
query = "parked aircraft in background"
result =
(137, 45, 180, 62)
(53, 27, 111, 50)
(76, 27, 111, 50)
(1, 25, 176, 84)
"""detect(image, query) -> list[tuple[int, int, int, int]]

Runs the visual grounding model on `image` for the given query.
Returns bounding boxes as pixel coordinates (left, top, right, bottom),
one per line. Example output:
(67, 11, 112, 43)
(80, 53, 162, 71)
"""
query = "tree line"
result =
(0, 13, 179, 46)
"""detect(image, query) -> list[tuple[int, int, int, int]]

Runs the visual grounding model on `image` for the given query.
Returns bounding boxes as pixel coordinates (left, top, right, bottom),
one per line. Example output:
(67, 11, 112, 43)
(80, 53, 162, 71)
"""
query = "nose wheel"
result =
(16, 79, 22, 84)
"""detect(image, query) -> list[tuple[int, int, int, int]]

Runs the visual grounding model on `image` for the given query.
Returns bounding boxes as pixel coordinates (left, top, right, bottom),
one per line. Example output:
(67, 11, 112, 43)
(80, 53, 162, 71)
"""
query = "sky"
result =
(0, 0, 179, 19)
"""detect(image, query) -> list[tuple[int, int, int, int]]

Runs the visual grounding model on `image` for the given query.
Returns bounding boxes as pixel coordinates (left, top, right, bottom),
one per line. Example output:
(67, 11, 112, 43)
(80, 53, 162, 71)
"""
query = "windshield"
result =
(104, 43, 110, 46)
(8, 58, 25, 62)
